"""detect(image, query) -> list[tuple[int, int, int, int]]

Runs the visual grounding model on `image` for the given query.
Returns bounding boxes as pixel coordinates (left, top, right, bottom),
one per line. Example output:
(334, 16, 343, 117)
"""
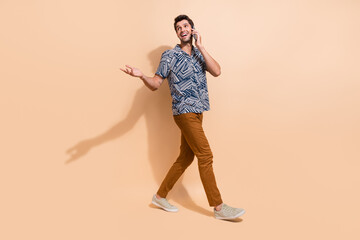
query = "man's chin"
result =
(180, 38, 192, 44)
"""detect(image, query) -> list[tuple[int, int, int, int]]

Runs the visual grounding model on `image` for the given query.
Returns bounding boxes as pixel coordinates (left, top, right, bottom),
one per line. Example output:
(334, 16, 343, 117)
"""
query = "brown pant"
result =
(157, 112, 223, 207)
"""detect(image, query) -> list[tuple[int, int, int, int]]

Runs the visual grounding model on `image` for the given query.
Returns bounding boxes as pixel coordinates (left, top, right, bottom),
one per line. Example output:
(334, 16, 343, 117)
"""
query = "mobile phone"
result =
(192, 27, 197, 42)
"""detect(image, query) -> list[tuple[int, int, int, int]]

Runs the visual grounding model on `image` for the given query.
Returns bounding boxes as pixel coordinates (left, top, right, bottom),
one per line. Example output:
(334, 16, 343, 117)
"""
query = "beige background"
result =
(1, 0, 359, 239)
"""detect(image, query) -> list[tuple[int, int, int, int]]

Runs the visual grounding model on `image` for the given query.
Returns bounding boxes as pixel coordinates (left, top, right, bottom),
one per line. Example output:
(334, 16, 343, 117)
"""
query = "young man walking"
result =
(120, 15, 245, 220)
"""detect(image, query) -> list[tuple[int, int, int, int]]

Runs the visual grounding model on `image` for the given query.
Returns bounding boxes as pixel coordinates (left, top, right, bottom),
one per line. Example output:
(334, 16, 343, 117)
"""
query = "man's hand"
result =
(119, 64, 164, 91)
(119, 65, 143, 78)
(191, 29, 221, 77)
(192, 29, 203, 49)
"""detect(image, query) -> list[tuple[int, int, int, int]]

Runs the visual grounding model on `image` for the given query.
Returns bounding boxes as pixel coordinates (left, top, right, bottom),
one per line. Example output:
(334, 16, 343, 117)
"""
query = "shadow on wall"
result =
(65, 45, 213, 217)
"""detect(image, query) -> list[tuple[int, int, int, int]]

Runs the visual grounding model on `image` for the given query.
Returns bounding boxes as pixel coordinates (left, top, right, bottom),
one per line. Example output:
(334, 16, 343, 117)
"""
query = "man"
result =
(120, 15, 245, 220)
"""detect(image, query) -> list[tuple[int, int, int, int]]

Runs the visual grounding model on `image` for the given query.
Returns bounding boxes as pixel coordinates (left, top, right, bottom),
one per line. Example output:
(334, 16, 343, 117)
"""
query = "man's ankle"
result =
(215, 203, 223, 211)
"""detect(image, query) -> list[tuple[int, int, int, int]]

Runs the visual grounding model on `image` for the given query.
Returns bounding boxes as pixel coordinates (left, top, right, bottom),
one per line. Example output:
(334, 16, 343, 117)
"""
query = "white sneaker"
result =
(214, 203, 245, 220)
(151, 194, 178, 212)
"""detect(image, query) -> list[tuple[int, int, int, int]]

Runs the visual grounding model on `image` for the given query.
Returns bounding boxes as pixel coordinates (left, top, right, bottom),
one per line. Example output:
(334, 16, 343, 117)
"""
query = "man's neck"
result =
(179, 41, 193, 55)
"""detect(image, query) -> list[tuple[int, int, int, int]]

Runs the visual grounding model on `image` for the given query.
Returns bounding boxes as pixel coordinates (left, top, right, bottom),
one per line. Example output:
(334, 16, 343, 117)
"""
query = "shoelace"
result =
(158, 198, 175, 208)
(221, 204, 240, 214)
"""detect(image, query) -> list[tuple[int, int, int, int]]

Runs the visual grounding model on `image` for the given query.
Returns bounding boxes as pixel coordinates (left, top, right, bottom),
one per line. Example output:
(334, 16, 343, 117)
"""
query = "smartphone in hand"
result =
(192, 27, 197, 42)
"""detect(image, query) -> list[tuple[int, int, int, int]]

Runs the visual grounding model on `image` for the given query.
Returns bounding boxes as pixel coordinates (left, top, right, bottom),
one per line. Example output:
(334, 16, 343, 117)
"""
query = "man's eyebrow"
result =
(176, 23, 188, 29)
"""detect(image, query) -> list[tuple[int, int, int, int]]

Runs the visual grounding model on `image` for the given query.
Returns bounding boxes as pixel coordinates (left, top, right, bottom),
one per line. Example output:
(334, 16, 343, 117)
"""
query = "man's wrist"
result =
(197, 45, 205, 52)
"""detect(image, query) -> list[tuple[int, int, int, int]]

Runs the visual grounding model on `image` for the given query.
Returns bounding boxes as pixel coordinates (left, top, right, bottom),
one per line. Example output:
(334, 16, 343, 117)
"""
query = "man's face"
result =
(175, 19, 193, 43)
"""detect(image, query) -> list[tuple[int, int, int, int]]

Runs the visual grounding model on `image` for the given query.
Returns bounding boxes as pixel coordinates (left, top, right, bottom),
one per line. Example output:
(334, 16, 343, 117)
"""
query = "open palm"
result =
(120, 65, 143, 78)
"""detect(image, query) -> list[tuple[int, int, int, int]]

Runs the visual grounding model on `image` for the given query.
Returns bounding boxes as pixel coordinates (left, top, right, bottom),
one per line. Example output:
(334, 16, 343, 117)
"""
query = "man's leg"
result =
(157, 132, 195, 198)
(173, 112, 223, 207)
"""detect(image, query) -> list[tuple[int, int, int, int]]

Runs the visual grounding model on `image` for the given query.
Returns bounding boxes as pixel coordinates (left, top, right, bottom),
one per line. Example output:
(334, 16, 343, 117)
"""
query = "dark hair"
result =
(174, 15, 194, 31)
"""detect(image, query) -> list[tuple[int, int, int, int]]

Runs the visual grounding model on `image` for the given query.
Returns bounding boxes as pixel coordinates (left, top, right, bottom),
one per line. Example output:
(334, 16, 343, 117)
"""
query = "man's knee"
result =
(197, 151, 213, 167)
(175, 153, 195, 168)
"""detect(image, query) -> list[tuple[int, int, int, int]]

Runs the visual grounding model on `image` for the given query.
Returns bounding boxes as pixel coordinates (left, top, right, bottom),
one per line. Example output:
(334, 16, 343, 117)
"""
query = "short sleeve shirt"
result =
(155, 44, 210, 115)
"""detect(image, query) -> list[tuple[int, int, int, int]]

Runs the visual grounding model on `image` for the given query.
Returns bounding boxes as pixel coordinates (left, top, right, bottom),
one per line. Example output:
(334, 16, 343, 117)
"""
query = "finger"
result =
(125, 64, 133, 70)
(195, 32, 201, 40)
(120, 68, 131, 75)
(120, 68, 130, 74)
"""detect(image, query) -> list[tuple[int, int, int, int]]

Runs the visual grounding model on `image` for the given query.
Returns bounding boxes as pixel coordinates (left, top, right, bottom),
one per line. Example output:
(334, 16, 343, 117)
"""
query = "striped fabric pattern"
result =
(156, 44, 210, 115)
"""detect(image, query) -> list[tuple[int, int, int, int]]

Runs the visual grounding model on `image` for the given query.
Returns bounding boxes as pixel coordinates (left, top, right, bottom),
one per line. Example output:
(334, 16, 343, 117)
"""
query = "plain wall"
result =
(1, 0, 359, 239)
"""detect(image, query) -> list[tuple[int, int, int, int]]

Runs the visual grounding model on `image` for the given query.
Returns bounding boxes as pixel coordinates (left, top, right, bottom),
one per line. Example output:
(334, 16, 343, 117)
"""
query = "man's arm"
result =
(120, 65, 165, 91)
(192, 29, 221, 77)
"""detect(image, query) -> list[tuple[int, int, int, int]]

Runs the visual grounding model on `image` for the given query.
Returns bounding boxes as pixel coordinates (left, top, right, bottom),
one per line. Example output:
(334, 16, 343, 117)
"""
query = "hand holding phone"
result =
(192, 27, 198, 42)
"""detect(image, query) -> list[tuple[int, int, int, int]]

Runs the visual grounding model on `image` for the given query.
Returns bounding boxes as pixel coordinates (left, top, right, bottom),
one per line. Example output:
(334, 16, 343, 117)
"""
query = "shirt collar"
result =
(175, 44, 198, 57)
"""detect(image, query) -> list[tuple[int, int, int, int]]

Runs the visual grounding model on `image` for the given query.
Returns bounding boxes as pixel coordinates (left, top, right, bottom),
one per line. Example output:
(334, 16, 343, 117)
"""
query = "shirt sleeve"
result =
(155, 50, 171, 79)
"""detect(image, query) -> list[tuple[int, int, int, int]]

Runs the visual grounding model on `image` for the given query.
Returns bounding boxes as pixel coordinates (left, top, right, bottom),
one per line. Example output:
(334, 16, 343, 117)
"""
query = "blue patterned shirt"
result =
(155, 44, 210, 115)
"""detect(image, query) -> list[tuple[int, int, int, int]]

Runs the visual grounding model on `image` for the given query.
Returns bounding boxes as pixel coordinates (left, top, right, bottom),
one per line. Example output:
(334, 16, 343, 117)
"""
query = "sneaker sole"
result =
(151, 200, 179, 212)
(215, 209, 246, 220)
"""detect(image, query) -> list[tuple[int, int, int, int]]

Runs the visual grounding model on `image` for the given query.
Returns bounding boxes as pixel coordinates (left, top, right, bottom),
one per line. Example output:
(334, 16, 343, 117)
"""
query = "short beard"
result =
(180, 37, 192, 44)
